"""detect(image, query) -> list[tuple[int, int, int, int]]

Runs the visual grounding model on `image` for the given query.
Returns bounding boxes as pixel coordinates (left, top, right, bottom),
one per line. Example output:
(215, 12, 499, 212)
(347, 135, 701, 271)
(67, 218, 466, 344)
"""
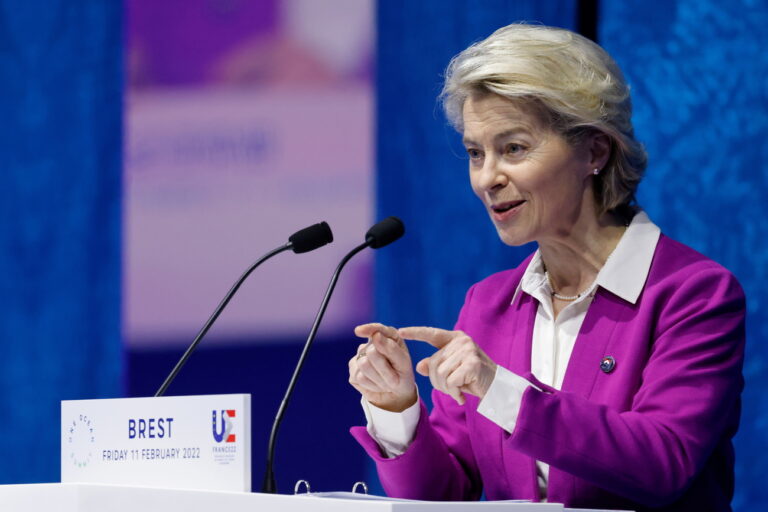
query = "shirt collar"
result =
(512, 211, 661, 305)
(512, 251, 547, 304)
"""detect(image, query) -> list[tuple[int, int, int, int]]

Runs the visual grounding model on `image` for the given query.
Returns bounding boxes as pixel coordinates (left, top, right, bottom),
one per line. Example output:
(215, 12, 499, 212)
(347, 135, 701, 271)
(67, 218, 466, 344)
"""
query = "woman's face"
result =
(462, 94, 596, 247)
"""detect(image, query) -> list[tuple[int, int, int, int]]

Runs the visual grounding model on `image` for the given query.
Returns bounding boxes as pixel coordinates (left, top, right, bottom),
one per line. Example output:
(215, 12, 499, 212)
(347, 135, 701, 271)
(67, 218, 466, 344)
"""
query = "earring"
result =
(592, 168, 601, 175)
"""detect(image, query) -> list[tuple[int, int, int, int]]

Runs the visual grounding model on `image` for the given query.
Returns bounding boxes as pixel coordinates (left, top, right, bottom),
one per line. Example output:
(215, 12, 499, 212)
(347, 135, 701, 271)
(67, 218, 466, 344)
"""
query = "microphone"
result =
(154, 222, 333, 397)
(365, 216, 405, 248)
(290, 222, 334, 254)
(261, 216, 405, 493)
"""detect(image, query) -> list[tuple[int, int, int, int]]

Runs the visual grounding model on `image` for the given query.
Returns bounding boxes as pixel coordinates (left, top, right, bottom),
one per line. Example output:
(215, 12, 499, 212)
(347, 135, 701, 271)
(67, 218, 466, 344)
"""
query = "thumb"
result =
(416, 357, 430, 376)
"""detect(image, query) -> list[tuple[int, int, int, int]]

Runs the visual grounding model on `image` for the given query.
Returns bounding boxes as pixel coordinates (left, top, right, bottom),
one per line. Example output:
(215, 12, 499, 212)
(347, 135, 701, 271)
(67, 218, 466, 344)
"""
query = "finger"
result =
(445, 364, 473, 405)
(398, 326, 455, 348)
(419, 356, 464, 405)
(349, 342, 367, 368)
(427, 349, 457, 401)
(356, 346, 391, 390)
(445, 363, 473, 392)
(350, 350, 390, 396)
(434, 349, 465, 400)
(371, 333, 411, 372)
(352, 372, 384, 394)
(348, 353, 362, 381)
(348, 344, 368, 372)
(355, 323, 401, 340)
(365, 336, 399, 387)
(415, 346, 463, 405)
(424, 346, 447, 389)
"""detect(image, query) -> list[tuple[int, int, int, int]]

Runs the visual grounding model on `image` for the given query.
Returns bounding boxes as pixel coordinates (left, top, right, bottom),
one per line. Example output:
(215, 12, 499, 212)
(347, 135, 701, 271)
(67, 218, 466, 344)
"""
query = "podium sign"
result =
(61, 394, 251, 492)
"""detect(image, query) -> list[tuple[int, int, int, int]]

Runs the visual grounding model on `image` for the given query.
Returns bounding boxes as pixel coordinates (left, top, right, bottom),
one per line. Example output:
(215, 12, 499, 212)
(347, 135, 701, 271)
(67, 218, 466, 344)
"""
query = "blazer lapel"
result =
(504, 290, 537, 375)
(560, 289, 632, 398)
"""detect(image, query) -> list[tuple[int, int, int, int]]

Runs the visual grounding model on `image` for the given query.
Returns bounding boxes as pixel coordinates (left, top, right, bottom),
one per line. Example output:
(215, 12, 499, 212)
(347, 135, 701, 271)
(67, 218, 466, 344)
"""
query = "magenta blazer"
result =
(351, 235, 745, 511)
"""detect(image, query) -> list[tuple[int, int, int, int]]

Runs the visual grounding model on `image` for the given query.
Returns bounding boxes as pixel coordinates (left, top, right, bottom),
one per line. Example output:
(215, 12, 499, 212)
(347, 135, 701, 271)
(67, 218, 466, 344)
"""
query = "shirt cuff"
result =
(477, 366, 536, 434)
(362, 395, 420, 458)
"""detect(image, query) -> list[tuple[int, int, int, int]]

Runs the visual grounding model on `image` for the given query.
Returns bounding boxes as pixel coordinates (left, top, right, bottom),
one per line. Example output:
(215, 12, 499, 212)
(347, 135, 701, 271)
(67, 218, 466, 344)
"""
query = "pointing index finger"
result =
(354, 323, 400, 339)
(398, 326, 455, 349)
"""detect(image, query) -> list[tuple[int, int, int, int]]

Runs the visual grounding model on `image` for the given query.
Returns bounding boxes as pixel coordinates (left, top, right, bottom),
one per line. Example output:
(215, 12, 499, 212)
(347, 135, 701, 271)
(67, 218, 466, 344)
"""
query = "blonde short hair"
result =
(441, 24, 647, 215)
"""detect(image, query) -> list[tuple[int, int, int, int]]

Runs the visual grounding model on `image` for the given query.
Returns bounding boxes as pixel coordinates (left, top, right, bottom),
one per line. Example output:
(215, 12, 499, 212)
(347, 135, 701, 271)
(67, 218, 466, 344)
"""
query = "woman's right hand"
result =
(349, 323, 418, 412)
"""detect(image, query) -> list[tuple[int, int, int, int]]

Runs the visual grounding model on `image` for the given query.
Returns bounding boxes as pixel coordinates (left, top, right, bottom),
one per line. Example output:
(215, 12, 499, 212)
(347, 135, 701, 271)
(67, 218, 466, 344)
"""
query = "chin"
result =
(495, 227, 533, 247)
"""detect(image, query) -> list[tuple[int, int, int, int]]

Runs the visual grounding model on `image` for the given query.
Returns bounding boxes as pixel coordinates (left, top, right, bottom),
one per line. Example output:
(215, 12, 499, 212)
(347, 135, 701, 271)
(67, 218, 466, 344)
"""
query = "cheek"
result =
(468, 172, 484, 200)
(529, 168, 575, 202)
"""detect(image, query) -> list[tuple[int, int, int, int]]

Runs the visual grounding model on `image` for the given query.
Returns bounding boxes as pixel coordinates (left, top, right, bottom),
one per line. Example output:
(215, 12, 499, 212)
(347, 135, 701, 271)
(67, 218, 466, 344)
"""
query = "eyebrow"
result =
(462, 127, 534, 146)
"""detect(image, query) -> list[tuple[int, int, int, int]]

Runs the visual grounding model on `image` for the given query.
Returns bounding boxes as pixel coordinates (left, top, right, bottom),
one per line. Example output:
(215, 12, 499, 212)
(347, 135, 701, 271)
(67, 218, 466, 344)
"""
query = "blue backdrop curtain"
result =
(0, 0, 122, 483)
(375, 0, 767, 509)
(600, 2, 768, 510)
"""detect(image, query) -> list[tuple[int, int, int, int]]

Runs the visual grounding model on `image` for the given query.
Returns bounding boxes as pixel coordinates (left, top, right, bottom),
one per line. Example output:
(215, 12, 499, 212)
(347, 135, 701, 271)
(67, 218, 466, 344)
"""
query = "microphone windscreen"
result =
(365, 216, 405, 249)
(289, 222, 334, 253)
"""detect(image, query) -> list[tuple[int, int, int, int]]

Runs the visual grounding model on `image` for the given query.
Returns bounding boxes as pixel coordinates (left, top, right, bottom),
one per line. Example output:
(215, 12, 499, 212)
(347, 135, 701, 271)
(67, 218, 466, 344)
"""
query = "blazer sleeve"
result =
(508, 266, 746, 507)
(349, 285, 483, 501)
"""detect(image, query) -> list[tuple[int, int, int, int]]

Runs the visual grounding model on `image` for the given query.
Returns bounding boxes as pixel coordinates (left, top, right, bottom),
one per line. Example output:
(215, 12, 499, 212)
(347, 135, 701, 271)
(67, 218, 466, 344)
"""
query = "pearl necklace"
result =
(545, 270, 596, 302)
(542, 220, 629, 302)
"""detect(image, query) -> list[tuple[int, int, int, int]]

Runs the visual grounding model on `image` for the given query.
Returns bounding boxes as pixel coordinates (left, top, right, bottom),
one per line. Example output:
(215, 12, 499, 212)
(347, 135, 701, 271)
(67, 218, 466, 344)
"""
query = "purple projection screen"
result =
(124, 0, 374, 347)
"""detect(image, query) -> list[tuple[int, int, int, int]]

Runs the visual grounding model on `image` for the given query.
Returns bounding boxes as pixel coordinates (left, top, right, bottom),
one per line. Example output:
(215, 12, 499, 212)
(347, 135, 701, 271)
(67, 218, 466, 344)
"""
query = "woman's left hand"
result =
(398, 327, 497, 405)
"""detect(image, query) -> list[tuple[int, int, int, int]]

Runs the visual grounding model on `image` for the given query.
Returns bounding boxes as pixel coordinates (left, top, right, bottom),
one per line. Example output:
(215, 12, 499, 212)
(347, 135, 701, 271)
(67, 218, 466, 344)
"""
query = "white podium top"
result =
(0, 484, 627, 512)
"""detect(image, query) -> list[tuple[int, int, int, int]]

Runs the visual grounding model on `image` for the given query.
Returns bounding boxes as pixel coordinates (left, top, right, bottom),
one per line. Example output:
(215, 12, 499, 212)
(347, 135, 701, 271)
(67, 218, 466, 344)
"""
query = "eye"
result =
(505, 143, 525, 155)
(466, 148, 483, 160)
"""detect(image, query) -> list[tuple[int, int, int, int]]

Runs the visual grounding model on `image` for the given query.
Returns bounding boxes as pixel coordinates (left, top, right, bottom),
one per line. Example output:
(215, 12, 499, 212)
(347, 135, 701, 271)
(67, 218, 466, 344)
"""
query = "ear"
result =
(587, 131, 611, 173)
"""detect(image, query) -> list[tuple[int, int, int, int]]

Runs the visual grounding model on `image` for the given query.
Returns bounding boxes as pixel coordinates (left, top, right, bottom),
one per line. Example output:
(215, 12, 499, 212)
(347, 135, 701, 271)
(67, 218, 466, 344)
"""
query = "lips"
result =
(491, 200, 525, 213)
(490, 200, 526, 221)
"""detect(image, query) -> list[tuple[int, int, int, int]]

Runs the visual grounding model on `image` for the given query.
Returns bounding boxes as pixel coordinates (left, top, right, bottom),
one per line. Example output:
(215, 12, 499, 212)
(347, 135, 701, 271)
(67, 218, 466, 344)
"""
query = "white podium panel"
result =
(61, 394, 250, 492)
(0, 484, 563, 512)
(0, 484, 631, 512)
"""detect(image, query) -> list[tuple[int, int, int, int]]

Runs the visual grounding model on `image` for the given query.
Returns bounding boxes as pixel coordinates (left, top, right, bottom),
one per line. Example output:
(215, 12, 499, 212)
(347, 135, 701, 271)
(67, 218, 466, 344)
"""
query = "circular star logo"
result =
(67, 414, 95, 468)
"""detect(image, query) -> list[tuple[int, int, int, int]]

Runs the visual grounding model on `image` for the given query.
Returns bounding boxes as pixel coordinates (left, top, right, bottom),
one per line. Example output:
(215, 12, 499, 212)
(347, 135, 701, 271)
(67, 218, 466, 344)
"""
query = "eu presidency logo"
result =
(212, 409, 236, 443)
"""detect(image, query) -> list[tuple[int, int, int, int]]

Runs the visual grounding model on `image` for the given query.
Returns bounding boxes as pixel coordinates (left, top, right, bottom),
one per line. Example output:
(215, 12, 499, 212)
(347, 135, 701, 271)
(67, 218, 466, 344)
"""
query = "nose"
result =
(476, 156, 508, 192)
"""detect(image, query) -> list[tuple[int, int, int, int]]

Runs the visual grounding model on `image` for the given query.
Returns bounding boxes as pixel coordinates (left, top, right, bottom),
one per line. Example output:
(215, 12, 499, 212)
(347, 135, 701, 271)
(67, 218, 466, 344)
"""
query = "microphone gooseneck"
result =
(261, 216, 405, 493)
(154, 222, 334, 398)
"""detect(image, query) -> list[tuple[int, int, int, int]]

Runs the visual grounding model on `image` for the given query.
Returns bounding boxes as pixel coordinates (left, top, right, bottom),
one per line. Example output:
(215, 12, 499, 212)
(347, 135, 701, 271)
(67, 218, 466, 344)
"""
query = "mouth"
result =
(491, 199, 525, 220)
(491, 200, 526, 214)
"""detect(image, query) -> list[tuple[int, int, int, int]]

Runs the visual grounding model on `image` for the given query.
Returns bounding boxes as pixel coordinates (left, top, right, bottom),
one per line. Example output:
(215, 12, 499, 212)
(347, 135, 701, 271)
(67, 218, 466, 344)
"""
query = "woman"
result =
(347, 24, 745, 511)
